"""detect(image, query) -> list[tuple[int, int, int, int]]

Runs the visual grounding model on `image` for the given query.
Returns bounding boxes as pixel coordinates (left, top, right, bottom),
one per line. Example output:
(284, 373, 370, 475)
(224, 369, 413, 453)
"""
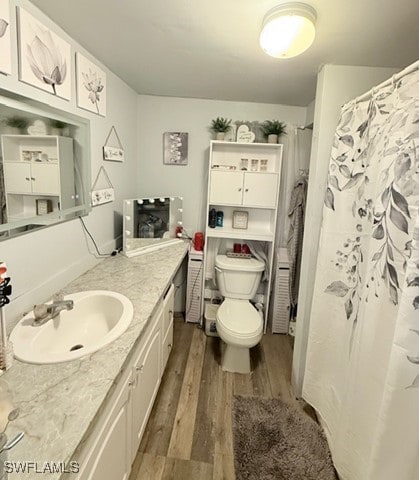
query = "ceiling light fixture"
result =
(260, 2, 317, 59)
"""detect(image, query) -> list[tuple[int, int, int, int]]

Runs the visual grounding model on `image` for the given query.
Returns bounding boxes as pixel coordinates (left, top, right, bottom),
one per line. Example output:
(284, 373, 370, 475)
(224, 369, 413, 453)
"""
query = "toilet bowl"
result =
(215, 254, 265, 374)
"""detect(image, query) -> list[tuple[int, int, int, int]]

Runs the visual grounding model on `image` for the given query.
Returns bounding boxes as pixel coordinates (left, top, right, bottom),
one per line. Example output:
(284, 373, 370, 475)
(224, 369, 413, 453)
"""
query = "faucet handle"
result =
(33, 304, 48, 320)
(52, 292, 64, 302)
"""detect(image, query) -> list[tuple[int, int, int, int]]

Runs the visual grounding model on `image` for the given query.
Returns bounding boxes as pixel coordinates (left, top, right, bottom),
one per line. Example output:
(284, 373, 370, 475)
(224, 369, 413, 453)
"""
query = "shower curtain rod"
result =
(348, 59, 419, 106)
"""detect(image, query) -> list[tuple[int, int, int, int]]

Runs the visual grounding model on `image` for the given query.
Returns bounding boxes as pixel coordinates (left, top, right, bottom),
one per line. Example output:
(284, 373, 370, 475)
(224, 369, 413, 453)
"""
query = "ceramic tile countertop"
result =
(2, 241, 189, 480)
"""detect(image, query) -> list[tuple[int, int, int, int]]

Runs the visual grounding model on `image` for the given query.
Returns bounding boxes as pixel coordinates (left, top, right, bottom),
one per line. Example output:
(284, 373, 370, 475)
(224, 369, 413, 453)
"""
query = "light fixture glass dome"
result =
(260, 2, 316, 59)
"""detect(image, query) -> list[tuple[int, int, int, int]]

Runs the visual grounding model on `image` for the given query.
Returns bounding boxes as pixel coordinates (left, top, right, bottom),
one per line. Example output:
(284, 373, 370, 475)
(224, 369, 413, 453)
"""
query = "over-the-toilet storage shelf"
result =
(202, 140, 283, 330)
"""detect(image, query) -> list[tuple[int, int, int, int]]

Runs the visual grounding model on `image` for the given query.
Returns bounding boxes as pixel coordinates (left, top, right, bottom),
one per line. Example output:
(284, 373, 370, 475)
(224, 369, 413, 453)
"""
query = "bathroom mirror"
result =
(123, 196, 183, 257)
(0, 89, 91, 240)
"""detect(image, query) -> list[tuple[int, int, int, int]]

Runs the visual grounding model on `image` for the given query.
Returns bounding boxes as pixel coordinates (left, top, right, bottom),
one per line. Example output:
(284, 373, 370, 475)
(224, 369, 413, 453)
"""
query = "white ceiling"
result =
(31, 0, 419, 107)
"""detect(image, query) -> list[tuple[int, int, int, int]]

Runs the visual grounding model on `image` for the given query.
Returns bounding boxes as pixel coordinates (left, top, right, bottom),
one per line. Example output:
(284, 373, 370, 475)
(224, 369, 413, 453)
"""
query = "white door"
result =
(209, 171, 243, 205)
(3, 163, 32, 193)
(242, 173, 279, 208)
(77, 374, 132, 480)
(131, 317, 162, 459)
(31, 163, 60, 195)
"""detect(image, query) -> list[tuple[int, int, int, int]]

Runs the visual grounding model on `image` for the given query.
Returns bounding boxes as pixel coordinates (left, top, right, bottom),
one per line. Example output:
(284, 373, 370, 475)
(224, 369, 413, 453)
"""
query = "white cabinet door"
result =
(77, 374, 132, 480)
(242, 173, 279, 208)
(209, 171, 243, 205)
(31, 163, 60, 194)
(162, 284, 175, 373)
(131, 313, 162, 459)
(3, 163, 32, 193)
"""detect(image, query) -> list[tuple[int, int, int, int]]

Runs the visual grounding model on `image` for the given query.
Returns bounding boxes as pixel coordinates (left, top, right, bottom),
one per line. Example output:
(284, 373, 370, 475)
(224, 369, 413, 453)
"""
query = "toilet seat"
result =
(216, 299, 263, 347)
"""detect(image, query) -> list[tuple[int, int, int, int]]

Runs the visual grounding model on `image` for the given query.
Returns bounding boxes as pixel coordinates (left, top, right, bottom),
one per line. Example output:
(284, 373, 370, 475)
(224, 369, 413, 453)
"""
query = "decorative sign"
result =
(91, 166, 114, 206)
(91, 188, 115, 206)
(103, 126, 124, 161)
(236, 124, 256, 143)
(232, 210, 249, 229)
(0, 0, 12, 75)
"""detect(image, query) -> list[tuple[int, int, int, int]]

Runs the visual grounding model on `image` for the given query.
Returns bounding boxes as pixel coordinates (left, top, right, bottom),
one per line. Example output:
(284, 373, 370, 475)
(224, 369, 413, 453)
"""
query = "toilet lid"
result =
(217, 299, 262, 337)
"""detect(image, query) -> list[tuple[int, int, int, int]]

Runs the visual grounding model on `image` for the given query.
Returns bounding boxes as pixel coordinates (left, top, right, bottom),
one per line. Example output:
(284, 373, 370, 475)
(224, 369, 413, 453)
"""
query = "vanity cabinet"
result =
(0, 135, 75, 222)
(73, 285, 175, 480)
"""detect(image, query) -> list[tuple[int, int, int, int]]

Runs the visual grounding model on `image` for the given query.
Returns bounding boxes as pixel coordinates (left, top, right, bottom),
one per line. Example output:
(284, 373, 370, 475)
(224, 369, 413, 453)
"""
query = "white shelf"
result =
(206, 226, 274, 242)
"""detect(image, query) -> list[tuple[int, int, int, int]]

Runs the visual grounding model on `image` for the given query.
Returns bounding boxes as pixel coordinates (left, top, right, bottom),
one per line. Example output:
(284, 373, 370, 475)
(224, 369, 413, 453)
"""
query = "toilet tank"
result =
(215, 255, 265, 300)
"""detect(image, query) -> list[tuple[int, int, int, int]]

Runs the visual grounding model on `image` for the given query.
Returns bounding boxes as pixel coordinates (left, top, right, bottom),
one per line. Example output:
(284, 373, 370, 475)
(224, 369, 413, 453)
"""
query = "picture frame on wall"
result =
(76, 52, 107, 116)
(163, 132, 188, 165)
(0, 0, 12, 75)
(17, 7, 71, 100)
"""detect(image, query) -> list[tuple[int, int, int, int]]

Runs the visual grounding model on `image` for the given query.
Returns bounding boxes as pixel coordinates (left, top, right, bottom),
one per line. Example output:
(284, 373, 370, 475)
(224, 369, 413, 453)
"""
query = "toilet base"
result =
(221, 343, 251, 374)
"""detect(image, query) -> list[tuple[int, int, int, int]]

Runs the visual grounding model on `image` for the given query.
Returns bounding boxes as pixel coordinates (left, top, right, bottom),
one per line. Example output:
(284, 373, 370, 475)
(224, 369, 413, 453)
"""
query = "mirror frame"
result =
(0, 88, 91, 239)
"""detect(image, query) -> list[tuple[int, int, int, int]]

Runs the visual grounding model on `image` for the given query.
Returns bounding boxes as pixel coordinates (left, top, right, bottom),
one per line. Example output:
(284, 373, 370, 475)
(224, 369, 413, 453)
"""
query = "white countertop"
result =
(2, 241, 189, 479)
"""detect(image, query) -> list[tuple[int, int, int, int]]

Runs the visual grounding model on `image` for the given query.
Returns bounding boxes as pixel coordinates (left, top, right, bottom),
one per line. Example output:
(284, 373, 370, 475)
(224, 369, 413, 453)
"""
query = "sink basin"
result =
(10, 291, 134, 364)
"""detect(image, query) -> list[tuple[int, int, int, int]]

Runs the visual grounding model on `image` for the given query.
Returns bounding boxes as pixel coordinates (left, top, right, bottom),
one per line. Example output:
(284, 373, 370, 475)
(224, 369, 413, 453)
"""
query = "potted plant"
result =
(210, 117, 232, 140)
(2, 116, 30, 134)
(261, 120, 287, 143)
(48, 119, 69, 136)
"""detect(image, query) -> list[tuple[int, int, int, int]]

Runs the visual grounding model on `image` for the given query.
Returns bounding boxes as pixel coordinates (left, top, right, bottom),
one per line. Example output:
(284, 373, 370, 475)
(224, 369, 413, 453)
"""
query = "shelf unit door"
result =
(3, 163, 32, 193)
(31, 163, 60, 195)
(242, 173, 279, 208)
(209, 171, 243, 205)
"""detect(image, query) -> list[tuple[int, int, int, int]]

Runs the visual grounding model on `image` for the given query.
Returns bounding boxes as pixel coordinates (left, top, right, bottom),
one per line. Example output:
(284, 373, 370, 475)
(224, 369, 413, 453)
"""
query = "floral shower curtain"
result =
(303, 66, 419, 480)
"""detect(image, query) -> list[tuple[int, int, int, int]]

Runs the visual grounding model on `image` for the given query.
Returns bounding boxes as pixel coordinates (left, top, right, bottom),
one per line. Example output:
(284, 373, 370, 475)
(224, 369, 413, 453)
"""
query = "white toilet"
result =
(215, 254, 265, 374)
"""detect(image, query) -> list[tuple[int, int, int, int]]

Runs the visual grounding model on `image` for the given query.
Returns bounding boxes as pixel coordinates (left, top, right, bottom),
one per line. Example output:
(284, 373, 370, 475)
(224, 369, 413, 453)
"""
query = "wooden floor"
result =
(129, 315, 296, 480)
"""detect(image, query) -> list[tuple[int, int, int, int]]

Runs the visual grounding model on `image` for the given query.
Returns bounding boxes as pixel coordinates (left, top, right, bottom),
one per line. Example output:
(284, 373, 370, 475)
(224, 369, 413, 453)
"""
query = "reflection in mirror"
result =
(123, 197, 183, 257)
(0, 90, 91, 240)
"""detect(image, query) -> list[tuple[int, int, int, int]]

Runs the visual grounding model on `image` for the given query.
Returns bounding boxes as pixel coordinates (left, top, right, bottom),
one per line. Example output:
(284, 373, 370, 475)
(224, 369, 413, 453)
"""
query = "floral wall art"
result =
(17, 7, 71, 99)
(76, 52, 106, 116)
(0, 0, 12, 75)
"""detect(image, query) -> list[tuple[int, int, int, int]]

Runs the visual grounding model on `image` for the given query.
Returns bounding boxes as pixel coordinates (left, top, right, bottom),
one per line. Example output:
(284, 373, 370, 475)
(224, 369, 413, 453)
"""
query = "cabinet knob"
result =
(31, 177, 36, 181)
(25, 177, 30, 181)
(168, 344, 172, 349)
(136, 365, 144, 372)
(128, 381, 134, 387)
(245, 188, 249, 192)
(238, 188, 242, 192)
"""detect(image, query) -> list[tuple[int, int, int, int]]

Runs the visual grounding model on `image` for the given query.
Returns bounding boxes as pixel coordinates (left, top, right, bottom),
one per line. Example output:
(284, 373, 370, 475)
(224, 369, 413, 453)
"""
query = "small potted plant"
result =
(210, 117, 232, 141)
(48, 119, 68, 136)
(2, 116, 29, 134)
(261, 120, 287, 143)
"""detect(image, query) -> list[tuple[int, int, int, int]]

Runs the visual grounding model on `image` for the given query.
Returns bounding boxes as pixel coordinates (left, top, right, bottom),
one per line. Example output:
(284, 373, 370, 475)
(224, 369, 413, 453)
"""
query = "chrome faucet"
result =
(32, 295, 74, 326)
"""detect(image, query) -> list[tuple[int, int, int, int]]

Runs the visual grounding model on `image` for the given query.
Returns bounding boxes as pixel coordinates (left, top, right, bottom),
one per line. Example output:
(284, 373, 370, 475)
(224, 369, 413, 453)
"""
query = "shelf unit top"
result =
(210, 140, 283, 148)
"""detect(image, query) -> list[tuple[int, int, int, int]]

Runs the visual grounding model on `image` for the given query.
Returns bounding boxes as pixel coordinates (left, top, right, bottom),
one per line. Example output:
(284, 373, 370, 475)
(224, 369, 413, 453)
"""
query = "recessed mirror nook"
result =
(0, 89, 91, 239)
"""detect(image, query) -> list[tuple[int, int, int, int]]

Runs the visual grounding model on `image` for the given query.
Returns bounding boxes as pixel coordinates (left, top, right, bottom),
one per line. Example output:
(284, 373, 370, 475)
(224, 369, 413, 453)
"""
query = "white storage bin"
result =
(204, 303, 219, 337)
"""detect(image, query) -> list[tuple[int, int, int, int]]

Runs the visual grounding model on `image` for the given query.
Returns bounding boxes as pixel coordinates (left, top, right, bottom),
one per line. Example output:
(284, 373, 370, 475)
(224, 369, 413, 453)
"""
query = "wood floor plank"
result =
(214, 370, 234, 458)
(133, 453, 166, 480)
(139, 318, 194, 456)
(233, 371, 253, 396)
(162, 457, 213, 480)
(190, 336, 220, 464)
(212, 453, 235, 480)
(250, 343, 273, 398)
(167, 327, 207, 460)
(262, 333, 296, 404)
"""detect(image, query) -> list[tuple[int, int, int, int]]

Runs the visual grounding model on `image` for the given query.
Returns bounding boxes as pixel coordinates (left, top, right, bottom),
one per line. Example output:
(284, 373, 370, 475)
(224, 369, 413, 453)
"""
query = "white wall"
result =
(292, 64, 400, 395)
(1, 0, 139, 325)
(137, 95, 307, 235)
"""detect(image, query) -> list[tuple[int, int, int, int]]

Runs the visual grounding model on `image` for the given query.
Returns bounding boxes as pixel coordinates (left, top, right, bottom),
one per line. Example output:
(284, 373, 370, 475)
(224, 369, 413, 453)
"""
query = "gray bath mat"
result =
(232, 396, 337, 480)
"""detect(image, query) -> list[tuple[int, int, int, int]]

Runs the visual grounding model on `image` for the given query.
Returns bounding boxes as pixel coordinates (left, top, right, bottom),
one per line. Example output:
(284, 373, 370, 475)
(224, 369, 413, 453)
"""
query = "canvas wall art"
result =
(76, 52, 107, 116)
(0, 0, 12, 75)
(17, 7, 71, 99)
(163, 132, 188, 165)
